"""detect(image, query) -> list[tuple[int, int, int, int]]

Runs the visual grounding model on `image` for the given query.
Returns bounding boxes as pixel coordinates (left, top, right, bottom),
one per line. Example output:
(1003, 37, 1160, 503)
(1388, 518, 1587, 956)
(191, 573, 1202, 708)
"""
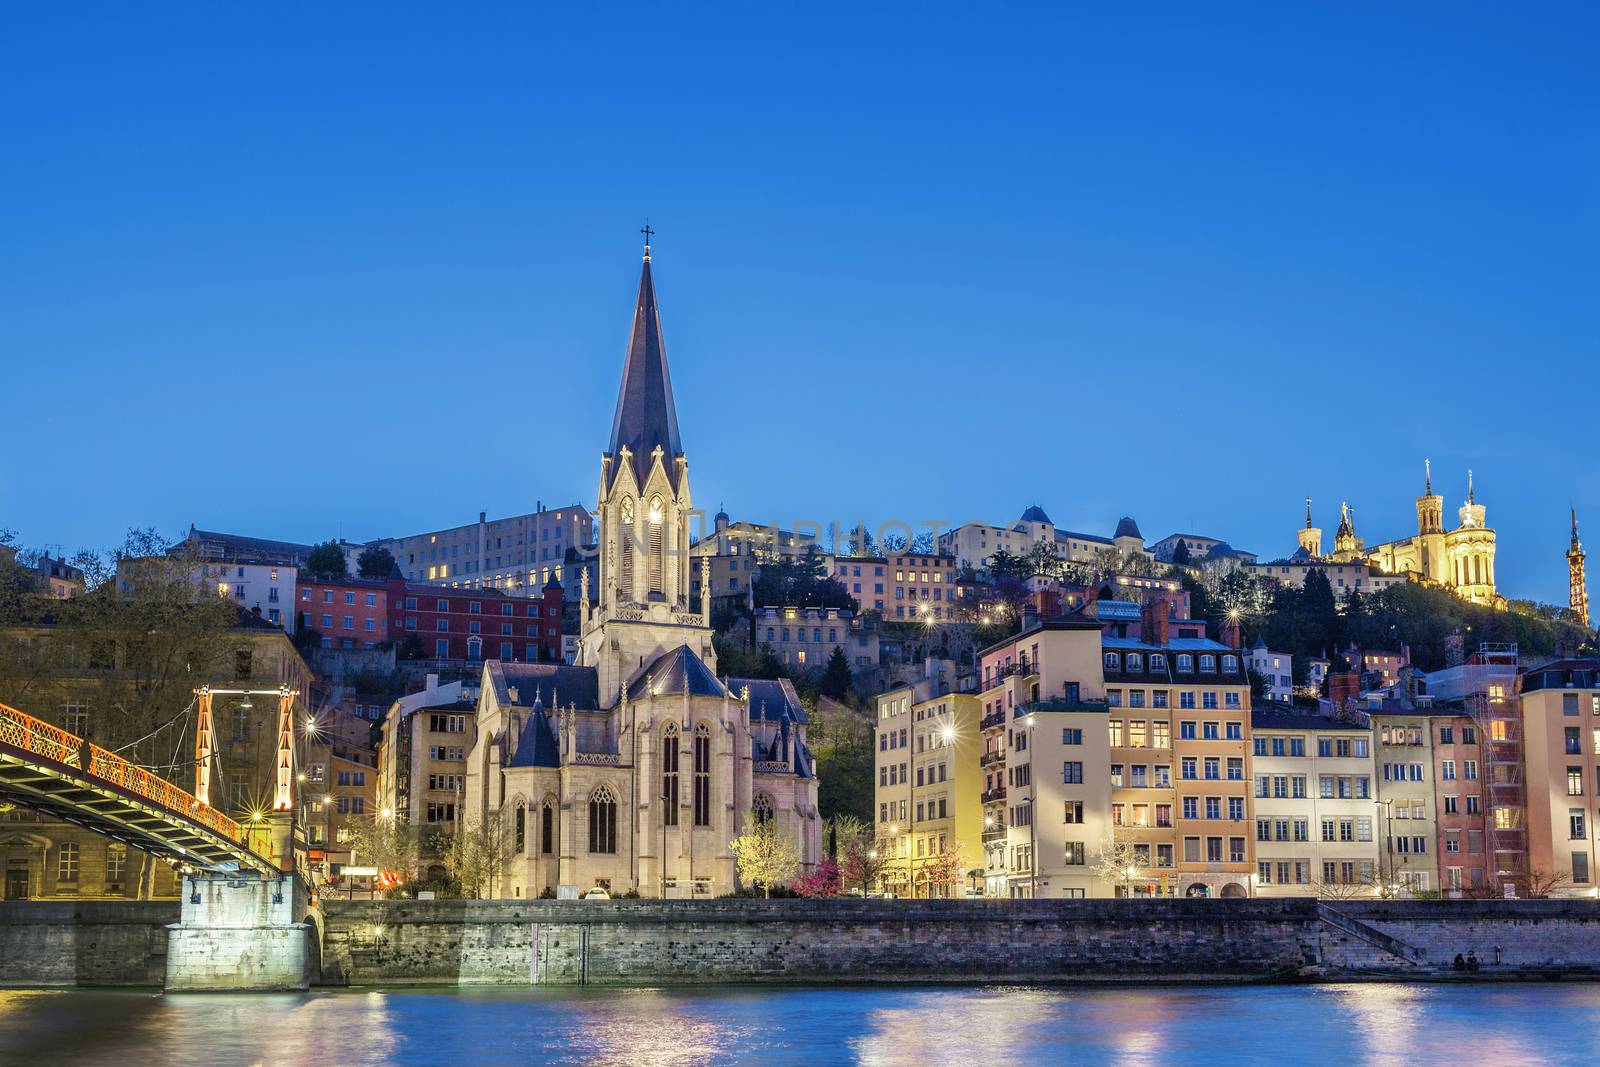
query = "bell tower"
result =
(1297, 496, 1322, 559)
(581, 230, 715, 702)
(1571, 508, 1590, 628)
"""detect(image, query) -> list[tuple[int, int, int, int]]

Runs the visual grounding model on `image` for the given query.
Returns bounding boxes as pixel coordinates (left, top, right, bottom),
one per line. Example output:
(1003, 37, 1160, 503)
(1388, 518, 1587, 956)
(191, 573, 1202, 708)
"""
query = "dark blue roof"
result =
(494, 662, 600, 711)
(1114, 516, 1142, 540)
(735, 677, 808, 724)
(608, 254, 682, 485)
(628, 645, 729, 700)
(1019, 504, 1052, 524)
(507, 710, 561, 768)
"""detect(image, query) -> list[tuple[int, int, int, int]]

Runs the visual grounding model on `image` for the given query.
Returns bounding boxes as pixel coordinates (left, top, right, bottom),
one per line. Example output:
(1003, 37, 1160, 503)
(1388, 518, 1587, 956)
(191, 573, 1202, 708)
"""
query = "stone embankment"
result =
(4, 898, 1597, 988)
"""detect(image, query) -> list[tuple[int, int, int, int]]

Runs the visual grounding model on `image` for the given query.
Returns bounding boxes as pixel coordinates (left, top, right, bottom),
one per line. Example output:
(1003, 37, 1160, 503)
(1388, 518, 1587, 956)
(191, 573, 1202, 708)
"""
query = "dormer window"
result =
(1126, 653, 1143, 673)
(1176, 654, 1194, 673)
(1221, 655, 1239, 673)
(1150, 654, 1167, 672)
(1104, 652, 1121, 671)
(1200, 655, 1217, 673)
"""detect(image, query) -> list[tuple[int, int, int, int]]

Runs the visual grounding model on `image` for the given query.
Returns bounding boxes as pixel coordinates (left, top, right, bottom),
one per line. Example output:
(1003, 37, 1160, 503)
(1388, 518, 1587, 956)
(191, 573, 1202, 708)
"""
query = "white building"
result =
(940, 505, 1150, 575)
(1247, 639, 1294, 704)
(379, 504, 593, 594)
(1250, 707, 1380, 897)
(119, 559, 298, 633)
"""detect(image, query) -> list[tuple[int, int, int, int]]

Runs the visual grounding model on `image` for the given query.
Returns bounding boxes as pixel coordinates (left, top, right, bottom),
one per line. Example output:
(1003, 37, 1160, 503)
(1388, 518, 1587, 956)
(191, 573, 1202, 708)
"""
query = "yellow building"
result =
(873, 662, 983, 897)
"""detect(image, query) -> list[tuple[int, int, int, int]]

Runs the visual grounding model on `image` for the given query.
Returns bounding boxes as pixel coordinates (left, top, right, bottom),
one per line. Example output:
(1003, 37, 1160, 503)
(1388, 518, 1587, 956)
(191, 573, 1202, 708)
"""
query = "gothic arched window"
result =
(541, 799, 555, 855)
(662, 721, 680, 827)
(588, 785, 617, 854)
(752, 793, 774, 824)
(648, 494, 665, 595)
(619, 498, 636, 594)
(693, 722, 711, 827)
(514, 801, 527, 853)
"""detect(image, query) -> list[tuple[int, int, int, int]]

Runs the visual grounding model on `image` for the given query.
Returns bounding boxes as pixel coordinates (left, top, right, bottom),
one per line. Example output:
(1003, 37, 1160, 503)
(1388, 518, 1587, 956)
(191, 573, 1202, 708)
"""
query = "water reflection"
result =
(0, 983, 1597, 1066)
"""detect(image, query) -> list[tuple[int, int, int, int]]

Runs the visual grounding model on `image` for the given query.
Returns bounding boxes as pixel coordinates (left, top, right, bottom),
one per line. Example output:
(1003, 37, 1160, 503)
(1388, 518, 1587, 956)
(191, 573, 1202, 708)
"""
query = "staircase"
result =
(1316, 902, 1423, 972)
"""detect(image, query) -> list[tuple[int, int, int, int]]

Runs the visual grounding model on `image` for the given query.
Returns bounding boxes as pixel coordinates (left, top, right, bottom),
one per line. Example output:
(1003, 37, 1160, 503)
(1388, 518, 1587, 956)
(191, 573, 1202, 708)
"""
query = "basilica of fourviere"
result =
(1292, 461, 1504, 608)
(464, 240, 823, 897)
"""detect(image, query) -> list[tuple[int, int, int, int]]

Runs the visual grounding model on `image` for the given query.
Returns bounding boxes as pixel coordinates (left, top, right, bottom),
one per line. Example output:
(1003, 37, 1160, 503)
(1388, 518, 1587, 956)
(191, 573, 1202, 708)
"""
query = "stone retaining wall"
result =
(315, 898, 1600, 986)
(0, 900, 177, 986)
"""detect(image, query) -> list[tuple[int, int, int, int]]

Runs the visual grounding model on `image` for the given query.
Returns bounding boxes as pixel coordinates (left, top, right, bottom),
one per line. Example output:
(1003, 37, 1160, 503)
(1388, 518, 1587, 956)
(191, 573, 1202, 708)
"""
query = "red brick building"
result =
(297, 576, 390, 649)
(387, 576, 564, 664)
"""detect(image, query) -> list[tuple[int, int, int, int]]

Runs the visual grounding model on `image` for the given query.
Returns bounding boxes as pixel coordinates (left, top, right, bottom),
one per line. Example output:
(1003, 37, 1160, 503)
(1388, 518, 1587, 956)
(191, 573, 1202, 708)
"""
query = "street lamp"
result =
(1125, 863, 1137, 899)
(1377, 798, 1396, 896)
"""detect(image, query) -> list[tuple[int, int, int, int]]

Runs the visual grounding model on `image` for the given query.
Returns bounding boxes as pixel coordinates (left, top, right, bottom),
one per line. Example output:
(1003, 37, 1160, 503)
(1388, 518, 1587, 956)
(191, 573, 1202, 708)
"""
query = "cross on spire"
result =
(641, 223, 655, 260)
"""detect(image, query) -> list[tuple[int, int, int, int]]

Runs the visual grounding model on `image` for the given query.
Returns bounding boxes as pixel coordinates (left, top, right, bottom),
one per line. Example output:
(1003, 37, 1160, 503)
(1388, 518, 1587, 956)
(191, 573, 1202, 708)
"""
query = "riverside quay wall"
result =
(5, 898, 1600, 988)
(316, 898, 1600, 986)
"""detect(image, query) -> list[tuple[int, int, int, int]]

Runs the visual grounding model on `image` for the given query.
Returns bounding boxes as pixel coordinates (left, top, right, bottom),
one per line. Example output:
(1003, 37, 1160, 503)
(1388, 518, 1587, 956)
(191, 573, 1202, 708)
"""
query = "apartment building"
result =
(381, 504, 592, 593)
(386, 577, 564, 664)
(690, 513, 819, 610)
(1371, 707, 1440, 893)
(940, 505, 1150, 576)
(977, 617, 1110, 898)
(872, 674, 982, 898)
(750, 606, 876, 671)
(1248, 639, 1294, 704)
(1104, 629, 1254, 899)
(296, 575, 388, 649)
(1249, 707, 1379, 896)
(1519, 660, 1600, 896)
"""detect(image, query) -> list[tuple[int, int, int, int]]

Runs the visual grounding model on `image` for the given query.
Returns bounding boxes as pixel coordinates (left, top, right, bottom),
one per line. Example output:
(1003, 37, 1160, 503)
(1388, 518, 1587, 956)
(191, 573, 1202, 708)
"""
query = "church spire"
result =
(1425, 458, 1432, 496)
(608, 228, 682, 486)
(1305, 496, 1313, 529)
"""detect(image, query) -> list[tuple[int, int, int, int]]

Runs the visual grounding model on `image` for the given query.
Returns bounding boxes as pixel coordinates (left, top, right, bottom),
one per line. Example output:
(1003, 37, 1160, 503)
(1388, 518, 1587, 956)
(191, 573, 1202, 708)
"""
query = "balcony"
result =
(981, 710, 1006, 730)
(981, 786, 1008, 804)
(982, 828, 1007, 844)
(980, 751, 1005, 768)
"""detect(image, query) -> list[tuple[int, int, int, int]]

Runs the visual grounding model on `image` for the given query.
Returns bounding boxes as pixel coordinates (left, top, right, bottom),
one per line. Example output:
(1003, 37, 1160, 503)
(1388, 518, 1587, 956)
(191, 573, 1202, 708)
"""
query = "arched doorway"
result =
(1220, 882, 1247, 898)
(1185, 882, 1211, 898)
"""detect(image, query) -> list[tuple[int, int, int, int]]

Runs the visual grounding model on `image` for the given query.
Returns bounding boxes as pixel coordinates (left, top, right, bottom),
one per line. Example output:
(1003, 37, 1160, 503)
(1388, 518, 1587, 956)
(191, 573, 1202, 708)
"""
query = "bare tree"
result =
(442, 810, 516, 898)
(1091, 829, 1143, 898)
(920, 841, 967, 897)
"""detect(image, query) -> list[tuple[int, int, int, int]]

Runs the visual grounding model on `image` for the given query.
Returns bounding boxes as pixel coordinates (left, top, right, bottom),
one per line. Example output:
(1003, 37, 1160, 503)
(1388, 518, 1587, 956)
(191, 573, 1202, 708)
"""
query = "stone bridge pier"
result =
(165, 813, 313, 992)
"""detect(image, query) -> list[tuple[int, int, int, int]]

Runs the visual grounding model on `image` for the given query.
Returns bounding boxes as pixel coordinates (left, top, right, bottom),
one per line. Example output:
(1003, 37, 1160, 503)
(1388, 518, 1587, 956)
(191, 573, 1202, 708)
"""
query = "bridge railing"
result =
(0, 702, 243, 844)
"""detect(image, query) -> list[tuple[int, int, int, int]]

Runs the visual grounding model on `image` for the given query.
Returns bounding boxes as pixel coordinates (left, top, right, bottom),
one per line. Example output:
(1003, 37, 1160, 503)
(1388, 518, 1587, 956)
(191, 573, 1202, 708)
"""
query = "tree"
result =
(837, 824, 887, 896)
(814, 730, 873, 824)
(729, 814, 799, 897)
(750, 547, 854, 613)
(356, 545, 395, 579)
(920, 841, 967, 897)
(349, 817, 422, 888)
(1171, 540, 1192, 566)
(794, 857, 843, 898)
(819, 646, 853, 699)
(1311, 874, 1377, 900)
(306, 540, 348, 580)
(441, 810, 516, 898)
(1091, 829, 1143, 897)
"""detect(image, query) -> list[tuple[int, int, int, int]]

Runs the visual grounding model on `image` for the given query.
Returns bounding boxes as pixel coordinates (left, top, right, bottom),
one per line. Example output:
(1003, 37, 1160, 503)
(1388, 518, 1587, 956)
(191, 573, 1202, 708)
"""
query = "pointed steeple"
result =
(608, 229, 682, 486)
(1305, 496, 1314, 529)
(1425, 458, 1432, 496)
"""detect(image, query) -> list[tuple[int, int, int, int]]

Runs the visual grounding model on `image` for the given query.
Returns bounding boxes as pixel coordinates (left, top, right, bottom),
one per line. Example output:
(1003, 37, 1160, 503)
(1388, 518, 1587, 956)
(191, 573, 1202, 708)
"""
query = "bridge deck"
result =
(0, 702, 280, 875)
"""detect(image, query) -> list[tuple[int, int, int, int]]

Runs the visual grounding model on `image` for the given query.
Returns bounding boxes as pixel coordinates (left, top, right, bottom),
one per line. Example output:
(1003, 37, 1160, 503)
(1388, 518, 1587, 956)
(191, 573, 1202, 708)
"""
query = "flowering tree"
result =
(838, 830, 888, 896)
(920, 842, 967, 897)
(729, 814, 799, 897)
(794, 856, 843, 898)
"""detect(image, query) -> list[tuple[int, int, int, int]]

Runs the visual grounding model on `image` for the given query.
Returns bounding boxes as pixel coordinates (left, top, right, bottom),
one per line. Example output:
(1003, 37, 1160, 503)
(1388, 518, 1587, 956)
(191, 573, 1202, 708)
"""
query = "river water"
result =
(0, 983, 1593, 1066)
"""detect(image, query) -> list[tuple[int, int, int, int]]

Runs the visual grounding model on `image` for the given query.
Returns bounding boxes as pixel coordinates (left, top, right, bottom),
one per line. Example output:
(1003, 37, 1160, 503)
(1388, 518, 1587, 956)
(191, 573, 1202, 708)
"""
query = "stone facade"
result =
(462, 244, 823, 899)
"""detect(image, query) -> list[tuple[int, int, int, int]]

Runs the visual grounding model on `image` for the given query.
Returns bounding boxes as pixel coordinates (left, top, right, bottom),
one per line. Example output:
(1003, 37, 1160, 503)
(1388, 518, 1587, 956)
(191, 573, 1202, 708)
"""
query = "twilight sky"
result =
(2, 4, 1596, 604)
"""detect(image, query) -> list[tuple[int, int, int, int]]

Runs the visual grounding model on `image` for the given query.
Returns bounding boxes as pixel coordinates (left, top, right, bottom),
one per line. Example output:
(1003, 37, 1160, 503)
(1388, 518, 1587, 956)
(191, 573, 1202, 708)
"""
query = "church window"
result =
(693, 722, 712, 827)
(541, 801, 555, 854)
(753, 793, 774, 824)
(514, 804, 526, 853)
(620, 498, 636, 594)
(648, 494, 665, 595)
(662, 722, 680, 827)
(588, 785, 617, 854)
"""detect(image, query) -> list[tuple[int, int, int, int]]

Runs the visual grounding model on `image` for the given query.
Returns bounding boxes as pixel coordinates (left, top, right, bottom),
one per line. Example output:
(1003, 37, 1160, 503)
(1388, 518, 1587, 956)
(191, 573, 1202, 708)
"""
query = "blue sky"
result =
(2, 4, 1595, 603)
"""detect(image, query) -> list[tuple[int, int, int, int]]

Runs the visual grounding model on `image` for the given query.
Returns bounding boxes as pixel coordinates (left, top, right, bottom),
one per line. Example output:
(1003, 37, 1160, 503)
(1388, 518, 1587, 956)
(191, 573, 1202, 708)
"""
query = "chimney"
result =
(1219, 613, 1242, 650)
(1141, 601, 1172, 647)
(1328, 671, 1361, 708)
(425, 672, 439, 692)
(1021, 602, 1040, 633)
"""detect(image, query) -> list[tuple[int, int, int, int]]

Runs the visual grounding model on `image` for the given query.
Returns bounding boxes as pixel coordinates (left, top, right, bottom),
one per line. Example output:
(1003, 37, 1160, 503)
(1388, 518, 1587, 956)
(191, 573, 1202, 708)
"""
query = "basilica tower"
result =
(580, 234, 716, 703)
(1414, 459, 1446, 582)
(1296, 496, 1323, 559)
(1571, 508, 1590, 628)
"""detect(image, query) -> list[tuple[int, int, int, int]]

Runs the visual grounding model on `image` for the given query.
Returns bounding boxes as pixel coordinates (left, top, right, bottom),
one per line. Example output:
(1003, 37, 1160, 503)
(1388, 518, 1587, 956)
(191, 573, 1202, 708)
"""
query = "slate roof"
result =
(608, 253, 682, 486)
(491, 661, 601, 711)
(627, 645, 730, 701)
(507, 708, 561, 768)
(1250, 706, 1367, 731)
(1019, 504, 1052, 524)
(734, 677, 809, 725)
(1114, 516, 1142, 540)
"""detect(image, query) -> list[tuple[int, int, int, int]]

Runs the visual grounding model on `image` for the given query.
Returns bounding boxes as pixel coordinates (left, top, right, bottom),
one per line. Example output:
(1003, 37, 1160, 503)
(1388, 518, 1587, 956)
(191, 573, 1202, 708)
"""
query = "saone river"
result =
(1, 982, 1595, 1065)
